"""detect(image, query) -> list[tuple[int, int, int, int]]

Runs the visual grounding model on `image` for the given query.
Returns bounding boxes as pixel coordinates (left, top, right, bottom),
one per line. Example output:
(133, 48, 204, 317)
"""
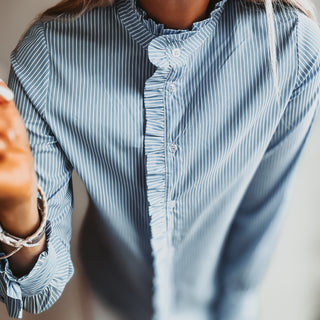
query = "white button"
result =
(168, 200, 176, 212)
(168, 83, 176, 94)
(169, 143, 178, 153)
(172, 48, 181, 58)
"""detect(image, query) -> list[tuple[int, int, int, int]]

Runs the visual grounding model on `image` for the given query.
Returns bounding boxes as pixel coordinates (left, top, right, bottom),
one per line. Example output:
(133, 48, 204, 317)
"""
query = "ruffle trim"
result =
(143, 61, 173, 318)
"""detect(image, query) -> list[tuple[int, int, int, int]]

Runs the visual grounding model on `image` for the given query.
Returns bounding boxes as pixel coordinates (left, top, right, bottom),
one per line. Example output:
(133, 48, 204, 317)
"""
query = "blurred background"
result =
(0, 0, 320, 319)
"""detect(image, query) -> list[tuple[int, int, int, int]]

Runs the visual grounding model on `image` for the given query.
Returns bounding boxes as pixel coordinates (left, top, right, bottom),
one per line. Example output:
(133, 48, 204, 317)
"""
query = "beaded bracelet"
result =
(0, 186, 47, 260)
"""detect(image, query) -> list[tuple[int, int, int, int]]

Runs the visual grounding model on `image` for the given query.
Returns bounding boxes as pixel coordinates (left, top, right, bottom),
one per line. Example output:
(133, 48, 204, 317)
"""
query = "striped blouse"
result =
(1, 0, 320, 319)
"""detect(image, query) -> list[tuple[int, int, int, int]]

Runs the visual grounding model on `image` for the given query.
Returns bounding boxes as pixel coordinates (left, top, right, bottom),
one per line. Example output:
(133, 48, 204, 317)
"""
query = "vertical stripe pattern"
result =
(1, 0, 320, 319)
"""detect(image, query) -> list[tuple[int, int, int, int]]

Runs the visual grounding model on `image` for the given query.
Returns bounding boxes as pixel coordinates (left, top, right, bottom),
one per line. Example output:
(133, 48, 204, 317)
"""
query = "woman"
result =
(0, 0, 319, 319)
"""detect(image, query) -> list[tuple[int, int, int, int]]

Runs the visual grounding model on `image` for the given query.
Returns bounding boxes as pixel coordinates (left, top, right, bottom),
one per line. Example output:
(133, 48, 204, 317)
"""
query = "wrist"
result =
(0, 196, 39, 238)
(0, 186, 47, 266)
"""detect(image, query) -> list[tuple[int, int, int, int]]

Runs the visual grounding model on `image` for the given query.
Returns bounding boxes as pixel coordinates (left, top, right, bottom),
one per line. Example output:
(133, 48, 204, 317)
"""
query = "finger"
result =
(0, 79, 14, 105)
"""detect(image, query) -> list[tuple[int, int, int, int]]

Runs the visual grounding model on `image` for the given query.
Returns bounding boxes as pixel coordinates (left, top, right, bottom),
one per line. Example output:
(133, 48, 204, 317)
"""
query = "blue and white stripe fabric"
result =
(1, 0, 320, 318)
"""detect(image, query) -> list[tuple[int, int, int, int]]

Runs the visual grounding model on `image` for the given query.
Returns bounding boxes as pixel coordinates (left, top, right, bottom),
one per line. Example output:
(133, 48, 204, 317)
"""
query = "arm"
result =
(0, 80, 47, 278)
(0, 22, 74, 318)
(214, 13, 320, 319)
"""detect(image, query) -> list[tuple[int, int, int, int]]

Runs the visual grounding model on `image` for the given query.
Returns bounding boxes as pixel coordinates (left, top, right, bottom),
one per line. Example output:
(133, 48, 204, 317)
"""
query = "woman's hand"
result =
(0, 79, 39, 238)
(0, 79, 46, 277)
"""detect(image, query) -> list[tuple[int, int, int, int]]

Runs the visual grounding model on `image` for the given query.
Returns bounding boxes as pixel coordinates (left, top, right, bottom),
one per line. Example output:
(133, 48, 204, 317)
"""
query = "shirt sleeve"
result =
(0, 22, 74, 318)
(214, 13, 320, 320)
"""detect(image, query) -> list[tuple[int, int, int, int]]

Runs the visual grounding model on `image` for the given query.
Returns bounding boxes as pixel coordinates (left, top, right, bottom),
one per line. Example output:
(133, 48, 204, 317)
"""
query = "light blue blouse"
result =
(1, 0, 320, 319)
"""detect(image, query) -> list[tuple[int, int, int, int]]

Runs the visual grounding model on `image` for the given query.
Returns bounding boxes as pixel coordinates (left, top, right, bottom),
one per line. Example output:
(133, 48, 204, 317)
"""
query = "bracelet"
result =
(0, 186, 47, 260)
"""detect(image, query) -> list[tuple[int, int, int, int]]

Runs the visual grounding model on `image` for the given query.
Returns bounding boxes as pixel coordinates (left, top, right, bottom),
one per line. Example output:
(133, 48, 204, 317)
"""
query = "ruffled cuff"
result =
(0, 220, 56, 318)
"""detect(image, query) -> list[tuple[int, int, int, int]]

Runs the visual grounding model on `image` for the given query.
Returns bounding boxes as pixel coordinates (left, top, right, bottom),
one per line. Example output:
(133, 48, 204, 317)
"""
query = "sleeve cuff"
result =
(0, 220, 57, 318)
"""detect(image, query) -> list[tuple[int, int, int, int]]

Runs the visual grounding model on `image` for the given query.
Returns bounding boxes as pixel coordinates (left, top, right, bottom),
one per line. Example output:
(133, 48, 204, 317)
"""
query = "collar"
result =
(116, 0, 230, 68)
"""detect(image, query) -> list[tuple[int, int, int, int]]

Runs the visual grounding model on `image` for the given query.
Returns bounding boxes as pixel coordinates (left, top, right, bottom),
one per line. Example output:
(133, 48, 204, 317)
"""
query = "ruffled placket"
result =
(143, 37, 187, 319)
(116, 0, 229, 318)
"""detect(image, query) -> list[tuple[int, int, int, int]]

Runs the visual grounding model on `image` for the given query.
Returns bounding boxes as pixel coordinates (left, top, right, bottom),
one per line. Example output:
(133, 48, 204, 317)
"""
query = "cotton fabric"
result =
(0, 0, 320, 319)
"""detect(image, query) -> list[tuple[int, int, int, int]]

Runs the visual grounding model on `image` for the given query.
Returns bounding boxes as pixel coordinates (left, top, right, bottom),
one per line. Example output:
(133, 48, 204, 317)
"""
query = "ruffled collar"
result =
(116, 0, 230, 54)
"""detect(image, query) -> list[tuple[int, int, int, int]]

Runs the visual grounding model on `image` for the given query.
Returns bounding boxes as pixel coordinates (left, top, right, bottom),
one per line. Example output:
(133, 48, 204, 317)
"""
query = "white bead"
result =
(168, 83, 176, 94)
(169, 143, 178, 153)
(172, 48, 181, 58)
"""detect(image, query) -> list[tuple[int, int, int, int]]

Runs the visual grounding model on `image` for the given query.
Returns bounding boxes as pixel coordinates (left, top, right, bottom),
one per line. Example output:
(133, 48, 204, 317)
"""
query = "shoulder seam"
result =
(292, 10, 299, 93)
(10, 21, 51, 118)
(40, 21, 51, 121)
(291, 11, 320, 93)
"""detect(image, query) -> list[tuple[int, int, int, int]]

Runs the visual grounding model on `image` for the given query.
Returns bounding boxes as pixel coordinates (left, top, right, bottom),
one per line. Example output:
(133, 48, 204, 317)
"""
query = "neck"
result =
(137, 0, 212, 30)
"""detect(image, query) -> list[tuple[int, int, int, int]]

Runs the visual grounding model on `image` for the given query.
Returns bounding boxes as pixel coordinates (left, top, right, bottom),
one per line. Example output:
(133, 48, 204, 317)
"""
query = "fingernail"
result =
(0, 86, 14, 102)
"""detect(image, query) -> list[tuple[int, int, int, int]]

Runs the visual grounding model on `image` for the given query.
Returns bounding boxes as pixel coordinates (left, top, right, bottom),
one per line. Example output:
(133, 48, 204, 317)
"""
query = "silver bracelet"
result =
(0, 186, 47, 260)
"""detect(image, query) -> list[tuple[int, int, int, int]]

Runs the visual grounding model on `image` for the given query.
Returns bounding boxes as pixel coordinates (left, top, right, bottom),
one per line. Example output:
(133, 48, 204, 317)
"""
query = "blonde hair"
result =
(38, 0, 318, 102)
